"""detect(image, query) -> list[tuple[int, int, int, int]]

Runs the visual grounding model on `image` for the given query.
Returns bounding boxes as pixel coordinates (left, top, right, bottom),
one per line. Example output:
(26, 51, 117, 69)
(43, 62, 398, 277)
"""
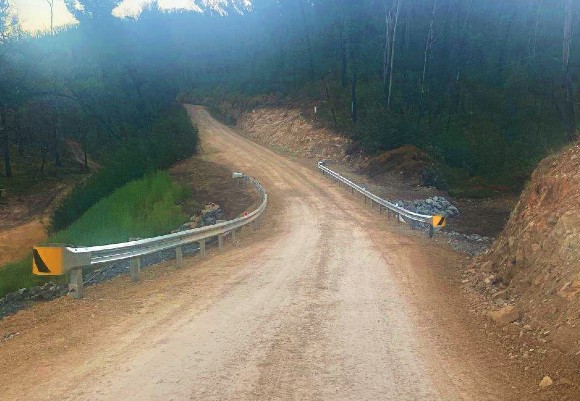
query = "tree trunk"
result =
(404, 0, 411, 51)
(46, 0, 54, 35)
(339, 26, 348, 88)
(323, 75, 339, 129)
(563, 0, 577, 141)
(1, 106, 11, 178)
(83, 132, 89, 172)
(383, 6, 392, 104)
(529, 0, 543, 57)
(351, 71, 357, 124)
(41, 143, 46, 175)
(420, 0, 437, 115)
(299, 0, 315, 80)
(387, 0, 402, 111)
(16, 111, 23, 156)
(53, 113, 62, 168)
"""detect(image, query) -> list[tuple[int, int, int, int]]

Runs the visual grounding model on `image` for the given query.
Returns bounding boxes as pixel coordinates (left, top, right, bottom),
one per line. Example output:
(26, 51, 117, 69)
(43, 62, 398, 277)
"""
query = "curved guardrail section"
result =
(318, 161, 442, 237)
(76, 176, 266, 266)
(32, 174, 267, 298)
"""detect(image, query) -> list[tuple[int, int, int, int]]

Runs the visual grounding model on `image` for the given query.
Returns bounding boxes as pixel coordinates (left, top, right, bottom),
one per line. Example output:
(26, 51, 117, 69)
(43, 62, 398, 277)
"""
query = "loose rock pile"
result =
(392, 197, 494, 257)
(395, 196, 459, 217)
(0, 283, 68, 318)
(175, 203, 225, 232)
(441, 231, 493, 257)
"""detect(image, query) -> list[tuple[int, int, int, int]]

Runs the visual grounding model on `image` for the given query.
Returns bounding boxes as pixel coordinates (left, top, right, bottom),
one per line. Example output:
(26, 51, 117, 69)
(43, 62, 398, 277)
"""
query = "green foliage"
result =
(52, 171, 188, 246)
(51, 106, 198, 231)
(0, 172, 189, 297)
(0, 256, 46, 298)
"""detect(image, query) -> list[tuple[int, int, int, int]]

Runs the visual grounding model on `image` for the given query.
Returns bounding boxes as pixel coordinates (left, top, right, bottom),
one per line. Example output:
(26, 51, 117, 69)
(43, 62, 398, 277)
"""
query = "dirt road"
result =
(0, 107, 559, 400)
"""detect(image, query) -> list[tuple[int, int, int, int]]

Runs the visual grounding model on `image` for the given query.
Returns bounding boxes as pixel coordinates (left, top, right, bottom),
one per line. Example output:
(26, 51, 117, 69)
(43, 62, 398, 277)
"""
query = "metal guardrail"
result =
(75, 176, 266, 266)
(318, 161, 441, 237)
(33, 174, 267, 298)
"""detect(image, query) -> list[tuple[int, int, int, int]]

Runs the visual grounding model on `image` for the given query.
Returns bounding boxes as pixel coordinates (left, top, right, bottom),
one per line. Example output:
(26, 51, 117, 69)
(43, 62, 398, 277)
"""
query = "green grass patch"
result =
(0, 256, 47, 297)
(0, 172, 189, 297)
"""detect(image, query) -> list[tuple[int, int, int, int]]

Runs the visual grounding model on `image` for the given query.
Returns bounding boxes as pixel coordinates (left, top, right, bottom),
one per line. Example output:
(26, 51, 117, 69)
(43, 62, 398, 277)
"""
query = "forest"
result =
(1, 0, 579, 212)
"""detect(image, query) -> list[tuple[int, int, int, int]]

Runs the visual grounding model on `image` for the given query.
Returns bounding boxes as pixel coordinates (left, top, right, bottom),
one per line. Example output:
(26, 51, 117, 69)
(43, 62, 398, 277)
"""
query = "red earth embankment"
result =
(472, 143, 580, 354)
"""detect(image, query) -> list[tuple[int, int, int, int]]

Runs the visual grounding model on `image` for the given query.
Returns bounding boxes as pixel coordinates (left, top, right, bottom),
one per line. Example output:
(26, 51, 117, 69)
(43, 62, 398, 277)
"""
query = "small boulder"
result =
(491, 287, 508, 300)
(538, 376, 553, 388)
(487, 305, 520, 324)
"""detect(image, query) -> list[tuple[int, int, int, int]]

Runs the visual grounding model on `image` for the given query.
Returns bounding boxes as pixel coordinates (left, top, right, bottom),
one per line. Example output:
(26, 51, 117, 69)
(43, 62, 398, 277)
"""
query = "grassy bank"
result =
(0, 172, 189, 297)
(51, 105, 199, 232)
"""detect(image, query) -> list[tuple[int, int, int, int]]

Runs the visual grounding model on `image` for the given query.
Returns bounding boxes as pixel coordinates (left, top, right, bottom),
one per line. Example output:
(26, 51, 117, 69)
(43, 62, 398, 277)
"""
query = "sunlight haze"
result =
(12, 0, 226, 32)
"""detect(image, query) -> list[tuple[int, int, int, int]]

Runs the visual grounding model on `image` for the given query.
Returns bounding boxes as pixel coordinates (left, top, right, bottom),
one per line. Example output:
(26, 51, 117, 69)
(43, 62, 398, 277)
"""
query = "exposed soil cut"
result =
(169, 156, 260, 220)
(238, 108, 354, 163)
(361, 145, 440, 188)
(467, 143, 580, 355)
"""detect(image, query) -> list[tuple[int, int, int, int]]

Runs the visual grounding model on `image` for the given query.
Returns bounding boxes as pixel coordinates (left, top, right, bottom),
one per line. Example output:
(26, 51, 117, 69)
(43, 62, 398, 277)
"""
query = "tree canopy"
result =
(0, 0, 579, 194)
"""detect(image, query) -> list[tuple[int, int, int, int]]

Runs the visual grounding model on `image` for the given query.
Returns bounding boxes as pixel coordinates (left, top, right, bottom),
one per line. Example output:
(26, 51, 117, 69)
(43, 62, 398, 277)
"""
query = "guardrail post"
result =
(199, 239, 206, 258)
(429, 225, 435, 238)
(231, 229, 237, 243)
(69, 267, 84, 299)
(218, 234, 224, 249)
(176, 246, 183, 268)
(130, 257, 141, 283)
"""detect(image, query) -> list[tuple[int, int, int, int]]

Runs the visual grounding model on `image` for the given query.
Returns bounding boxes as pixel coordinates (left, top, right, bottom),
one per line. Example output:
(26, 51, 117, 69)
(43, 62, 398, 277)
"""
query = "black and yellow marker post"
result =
(32, 247, 65, 276)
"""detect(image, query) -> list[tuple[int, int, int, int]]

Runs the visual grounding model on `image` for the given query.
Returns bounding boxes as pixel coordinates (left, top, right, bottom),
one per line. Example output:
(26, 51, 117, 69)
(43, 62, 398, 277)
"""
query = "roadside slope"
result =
(471, 143, 580, 354)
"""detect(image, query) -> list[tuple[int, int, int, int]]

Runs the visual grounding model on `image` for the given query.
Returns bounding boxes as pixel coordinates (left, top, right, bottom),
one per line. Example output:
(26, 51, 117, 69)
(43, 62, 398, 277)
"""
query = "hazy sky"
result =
(12, 0, 202, 32)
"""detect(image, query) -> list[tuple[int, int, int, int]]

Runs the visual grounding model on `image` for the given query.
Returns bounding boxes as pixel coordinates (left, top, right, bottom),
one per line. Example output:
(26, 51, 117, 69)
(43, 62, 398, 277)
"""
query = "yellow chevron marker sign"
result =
(32, 247, 65, 276)
(432, 215, 447, 228)
(32, 246, 90, 276)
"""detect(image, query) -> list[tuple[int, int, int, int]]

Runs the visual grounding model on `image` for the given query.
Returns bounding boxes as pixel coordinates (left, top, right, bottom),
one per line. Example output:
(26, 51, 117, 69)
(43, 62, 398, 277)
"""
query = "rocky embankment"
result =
(464, 143, 580, 355)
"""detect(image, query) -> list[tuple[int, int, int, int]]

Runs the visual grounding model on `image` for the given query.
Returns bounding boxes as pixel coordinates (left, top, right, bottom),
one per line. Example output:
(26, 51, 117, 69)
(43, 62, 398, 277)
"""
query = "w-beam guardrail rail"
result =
(318, 161, 445, 237)
(32, 174, 267, 299)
